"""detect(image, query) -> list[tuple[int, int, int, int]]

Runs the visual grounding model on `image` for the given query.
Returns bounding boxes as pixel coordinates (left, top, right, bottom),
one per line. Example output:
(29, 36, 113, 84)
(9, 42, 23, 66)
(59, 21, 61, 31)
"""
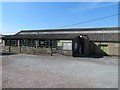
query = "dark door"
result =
(72, 36, 85, 57)
(79, 38, 84, 55)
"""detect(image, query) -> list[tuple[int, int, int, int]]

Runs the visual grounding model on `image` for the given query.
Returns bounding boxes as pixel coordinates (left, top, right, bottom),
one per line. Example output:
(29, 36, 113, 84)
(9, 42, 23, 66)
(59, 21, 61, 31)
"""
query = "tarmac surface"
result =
(1, 53, 118, 88)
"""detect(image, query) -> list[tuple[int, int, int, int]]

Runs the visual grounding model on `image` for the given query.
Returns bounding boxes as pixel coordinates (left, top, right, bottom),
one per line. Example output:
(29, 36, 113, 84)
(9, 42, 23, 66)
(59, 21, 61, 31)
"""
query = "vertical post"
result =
(9, 39, 11, 52)
(20, 46, 21, 53)
(50, 40, 53, 56)
(35, 40, 38, 48)
(38, 39, 39, 47)
(84, 36, 87, 56)
(30, 39, 32, 47)
(45, 40, 47, 48)
(18, 40, 21, 53)
(2, 40, 5, 46)
(18, 40, 20, 47)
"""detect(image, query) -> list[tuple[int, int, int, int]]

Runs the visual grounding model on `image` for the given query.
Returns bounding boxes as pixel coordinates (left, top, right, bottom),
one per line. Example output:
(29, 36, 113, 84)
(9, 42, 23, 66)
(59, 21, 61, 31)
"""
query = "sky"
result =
(2, 2, 119, 34)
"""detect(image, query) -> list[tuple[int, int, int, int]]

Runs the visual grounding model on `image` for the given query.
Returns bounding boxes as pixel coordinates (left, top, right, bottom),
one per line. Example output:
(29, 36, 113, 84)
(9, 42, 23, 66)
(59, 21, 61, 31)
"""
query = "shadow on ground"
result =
(74, 54, 110, 58)
(0, 52, 17, 56)
(87, 55, 104, 58)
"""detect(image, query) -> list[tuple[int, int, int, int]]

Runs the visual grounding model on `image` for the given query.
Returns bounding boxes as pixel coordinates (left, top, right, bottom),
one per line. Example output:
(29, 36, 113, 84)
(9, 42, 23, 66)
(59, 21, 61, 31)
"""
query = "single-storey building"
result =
(2, 27, 120, 57)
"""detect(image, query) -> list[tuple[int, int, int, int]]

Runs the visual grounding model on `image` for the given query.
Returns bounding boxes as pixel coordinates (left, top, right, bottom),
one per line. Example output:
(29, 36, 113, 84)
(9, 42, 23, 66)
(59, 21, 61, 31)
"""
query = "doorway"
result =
(72, 36, 85, 57)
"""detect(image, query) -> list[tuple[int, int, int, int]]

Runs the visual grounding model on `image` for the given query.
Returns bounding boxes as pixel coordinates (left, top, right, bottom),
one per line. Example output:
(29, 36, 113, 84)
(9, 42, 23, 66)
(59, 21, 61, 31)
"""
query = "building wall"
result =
(91, 42, 120, 56)
(84, 37, 90, 55)
(2, 38, 120, 56)
(62, 42, 72, 56)
(2, 46, 51, 55)
(2, 39, 73, 56)
(0, 39, 5, 46)
(57, 40, 72, 56)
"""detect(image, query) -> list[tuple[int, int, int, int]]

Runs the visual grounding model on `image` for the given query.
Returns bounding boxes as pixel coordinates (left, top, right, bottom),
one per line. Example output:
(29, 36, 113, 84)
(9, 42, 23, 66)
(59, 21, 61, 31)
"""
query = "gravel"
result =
(1, 54, 118, 88)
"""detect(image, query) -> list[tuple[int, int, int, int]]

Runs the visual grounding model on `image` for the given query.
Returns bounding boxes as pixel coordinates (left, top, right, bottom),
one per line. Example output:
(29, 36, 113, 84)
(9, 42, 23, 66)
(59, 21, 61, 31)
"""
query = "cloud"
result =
(70, 2, 117, 14)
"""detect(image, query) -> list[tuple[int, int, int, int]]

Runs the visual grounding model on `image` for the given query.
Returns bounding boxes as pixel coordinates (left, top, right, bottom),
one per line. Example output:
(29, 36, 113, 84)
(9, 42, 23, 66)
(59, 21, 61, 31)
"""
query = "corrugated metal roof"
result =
(2, 27, 120, 42)
(17, 27, 119, 35)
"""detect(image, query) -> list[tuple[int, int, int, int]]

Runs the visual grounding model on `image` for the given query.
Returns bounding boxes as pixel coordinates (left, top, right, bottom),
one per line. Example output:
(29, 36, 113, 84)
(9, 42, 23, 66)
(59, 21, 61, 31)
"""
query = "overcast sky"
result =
(2, 2, 118, 34)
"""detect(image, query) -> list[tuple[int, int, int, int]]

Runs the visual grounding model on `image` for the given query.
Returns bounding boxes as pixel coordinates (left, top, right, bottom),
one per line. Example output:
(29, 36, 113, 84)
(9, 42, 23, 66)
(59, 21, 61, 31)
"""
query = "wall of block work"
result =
(2, 41, 120, 56)
(2, 46, 51, 55)
(90, 42, 120, 56)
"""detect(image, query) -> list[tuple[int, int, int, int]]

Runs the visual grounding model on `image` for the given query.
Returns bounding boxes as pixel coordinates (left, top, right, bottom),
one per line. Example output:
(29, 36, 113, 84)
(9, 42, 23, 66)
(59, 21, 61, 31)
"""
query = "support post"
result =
(35, 40, 38, 48)
(2, 40, 5, 46)
(18, 40, 21, 53)
(9, 39, 11, 52)
(18, 40, 20, 47)
(50, 40, 53, 56)
(51, 47, 53, 56)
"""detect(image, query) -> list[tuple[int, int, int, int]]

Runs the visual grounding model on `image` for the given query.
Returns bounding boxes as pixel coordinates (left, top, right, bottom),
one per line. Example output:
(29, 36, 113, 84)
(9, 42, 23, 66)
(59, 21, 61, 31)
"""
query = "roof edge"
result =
(16, 27, 120, 35)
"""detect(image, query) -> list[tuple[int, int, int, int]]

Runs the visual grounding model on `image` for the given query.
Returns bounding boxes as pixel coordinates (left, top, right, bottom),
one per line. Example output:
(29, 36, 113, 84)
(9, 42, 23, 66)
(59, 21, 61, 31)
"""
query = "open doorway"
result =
(72, 36, 85, 57)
